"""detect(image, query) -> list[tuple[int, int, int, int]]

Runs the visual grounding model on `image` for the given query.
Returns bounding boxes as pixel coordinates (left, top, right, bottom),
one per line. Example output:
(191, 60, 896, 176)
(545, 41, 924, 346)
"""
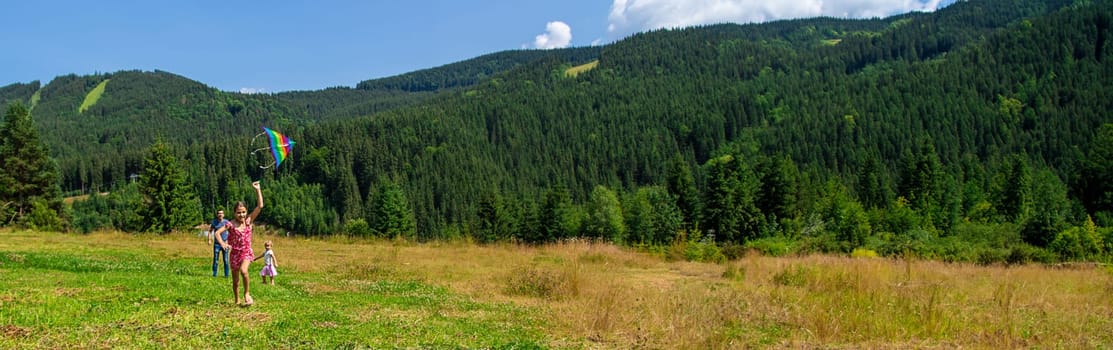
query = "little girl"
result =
(214, 181, 263, 306)
(255, 240, 278, 285)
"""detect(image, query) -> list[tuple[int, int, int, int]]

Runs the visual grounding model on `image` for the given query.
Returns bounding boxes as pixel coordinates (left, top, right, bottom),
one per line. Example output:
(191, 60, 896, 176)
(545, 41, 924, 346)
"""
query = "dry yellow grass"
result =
(4, 229, 1111, 348)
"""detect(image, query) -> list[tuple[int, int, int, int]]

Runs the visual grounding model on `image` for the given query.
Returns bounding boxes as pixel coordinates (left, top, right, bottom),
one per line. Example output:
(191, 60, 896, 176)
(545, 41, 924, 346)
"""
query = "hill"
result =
(0, 48, 597, 193)
(4, 0, 1113, 262)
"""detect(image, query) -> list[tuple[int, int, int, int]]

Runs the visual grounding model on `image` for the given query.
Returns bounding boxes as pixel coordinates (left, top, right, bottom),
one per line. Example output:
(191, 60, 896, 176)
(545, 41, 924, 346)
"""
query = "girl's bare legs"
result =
(241, 260, 252, 304)
(231, 268, 241, 304)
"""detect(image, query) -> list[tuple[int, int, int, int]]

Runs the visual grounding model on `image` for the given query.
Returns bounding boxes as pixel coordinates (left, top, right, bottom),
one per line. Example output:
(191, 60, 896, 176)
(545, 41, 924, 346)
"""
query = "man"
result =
(208, 209, 230, 277)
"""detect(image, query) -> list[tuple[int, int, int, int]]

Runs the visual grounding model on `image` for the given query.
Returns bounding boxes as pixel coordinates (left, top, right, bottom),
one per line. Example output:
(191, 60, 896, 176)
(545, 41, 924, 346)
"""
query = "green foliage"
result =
(10, 0, 1113, 264)
(623, 186, 683, 245)
(71, 194, 113, 233)
(667, 156, 702, 230)
(818, 181, 871, 252)
(263, 175, 336, 235)
(0, 102, 63, 226)
(137, 140, 201, 233)
(755, 155, 799, 222)
(668, 229, 727, 263)
(474, 191, 512, 244)
(850, 248, 878, 258)
(367, 178, 416, 239)
(1080, 123, 1113, 219)
(344, 218, 372, 237)
(27, 198, 63, 232)
(745, 236, 798, 257)
(535, 186, 576, 244)
(582, 185, 626, 243)
(1049, 216, 1104, 260)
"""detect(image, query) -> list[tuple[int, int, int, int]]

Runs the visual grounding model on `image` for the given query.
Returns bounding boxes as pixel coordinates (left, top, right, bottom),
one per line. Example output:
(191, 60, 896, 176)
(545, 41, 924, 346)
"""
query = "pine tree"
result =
(475, 190, 511, 243)
(0, 102, 63, 227)
(667, 156, 701, 230)
(857, 154, 890, 210)
(756, 155, 799, 221)
(369, 178, 416, 239)
(138, 140, 200, 233)
(702, 155, 741, 242)
(538, 185, 575, 243)
(1080, 123, 1113, 223)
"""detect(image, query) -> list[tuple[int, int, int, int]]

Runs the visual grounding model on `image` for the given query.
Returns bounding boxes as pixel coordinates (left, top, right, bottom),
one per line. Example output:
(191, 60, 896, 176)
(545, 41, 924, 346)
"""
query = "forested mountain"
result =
(0, 48, 597, 193)
(353, 47, 601, 92)
(4, 0, 1113, 263)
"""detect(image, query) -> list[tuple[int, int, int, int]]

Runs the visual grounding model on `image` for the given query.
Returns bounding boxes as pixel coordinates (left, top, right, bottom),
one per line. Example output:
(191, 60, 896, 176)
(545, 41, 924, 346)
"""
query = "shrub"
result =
(27, 199, 63, 232)
(745, 236, 796, 257)
(850, 248, 878, 258)
(344, 219, 372, 237)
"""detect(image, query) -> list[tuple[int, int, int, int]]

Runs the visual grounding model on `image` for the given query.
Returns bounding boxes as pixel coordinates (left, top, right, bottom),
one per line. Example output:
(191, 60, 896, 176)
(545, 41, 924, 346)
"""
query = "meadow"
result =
(1, 228, 1111, 349)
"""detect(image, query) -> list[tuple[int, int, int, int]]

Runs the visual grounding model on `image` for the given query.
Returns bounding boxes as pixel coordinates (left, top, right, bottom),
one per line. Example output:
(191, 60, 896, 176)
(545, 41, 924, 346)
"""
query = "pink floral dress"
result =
(225, 221, 254, 270)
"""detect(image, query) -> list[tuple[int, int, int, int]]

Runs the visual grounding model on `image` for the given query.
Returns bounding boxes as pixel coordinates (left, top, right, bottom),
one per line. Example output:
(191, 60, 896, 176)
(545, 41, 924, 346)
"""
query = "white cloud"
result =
(239, 87, 266, 94)
(607, 0, 948, 38)
(533, 21, 573, 49)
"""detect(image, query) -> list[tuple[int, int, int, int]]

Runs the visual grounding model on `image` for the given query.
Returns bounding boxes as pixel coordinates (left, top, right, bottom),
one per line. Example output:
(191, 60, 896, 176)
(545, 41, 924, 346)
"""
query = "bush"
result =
(745, 236, 796, 257)
(27, 199, 63, 232)
(1006, 244, 1055, 265)
(851, 248, 878, 258)
(344, 219, 372, 237)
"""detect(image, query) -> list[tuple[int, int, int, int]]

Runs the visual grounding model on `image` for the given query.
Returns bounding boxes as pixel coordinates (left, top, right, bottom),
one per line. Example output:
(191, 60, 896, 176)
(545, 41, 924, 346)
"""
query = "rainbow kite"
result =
(252, 127, 296, 169)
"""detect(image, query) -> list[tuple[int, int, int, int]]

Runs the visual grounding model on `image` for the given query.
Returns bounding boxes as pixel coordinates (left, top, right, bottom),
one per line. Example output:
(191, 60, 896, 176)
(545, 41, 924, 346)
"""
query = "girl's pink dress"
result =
(225, 221, 254, 270)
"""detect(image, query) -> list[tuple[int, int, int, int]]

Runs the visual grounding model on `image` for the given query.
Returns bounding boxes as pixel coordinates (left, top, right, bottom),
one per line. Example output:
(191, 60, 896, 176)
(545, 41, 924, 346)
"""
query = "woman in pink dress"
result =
(215, 181, 264, 306)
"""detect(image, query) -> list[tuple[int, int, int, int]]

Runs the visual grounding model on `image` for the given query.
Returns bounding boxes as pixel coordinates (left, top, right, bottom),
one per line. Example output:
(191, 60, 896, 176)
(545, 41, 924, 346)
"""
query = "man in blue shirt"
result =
(207, 209, 230, 277)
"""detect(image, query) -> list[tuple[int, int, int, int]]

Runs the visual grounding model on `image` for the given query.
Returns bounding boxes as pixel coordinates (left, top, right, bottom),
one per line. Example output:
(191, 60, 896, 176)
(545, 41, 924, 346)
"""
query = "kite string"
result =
(250, 131, 277, 169)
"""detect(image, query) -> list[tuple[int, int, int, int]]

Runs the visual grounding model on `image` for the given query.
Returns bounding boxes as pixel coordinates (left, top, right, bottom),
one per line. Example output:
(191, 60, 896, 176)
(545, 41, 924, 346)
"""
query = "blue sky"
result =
(1, 0, 956, 93)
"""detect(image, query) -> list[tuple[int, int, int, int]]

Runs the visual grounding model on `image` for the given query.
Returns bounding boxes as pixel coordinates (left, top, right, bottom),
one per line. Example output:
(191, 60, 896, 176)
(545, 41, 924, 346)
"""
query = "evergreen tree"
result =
(819, 181, 871, 252)
(475, 190, 511, 243)
(1080, 123, 1113, 224)
(138, 140, 201, 233)
(667, 156, 702, 230)
(702, 155, 741, 242)
(368, 178, 416, 239)
(857, 154, 890, 210)
(538, 185, 575, 243)
(1021, 169, 1070, 247)
(898, 141, 942, 215)
(996, 155, 1033, 223)
(756, 155, 799, 222)
(0, 102, 63, 227)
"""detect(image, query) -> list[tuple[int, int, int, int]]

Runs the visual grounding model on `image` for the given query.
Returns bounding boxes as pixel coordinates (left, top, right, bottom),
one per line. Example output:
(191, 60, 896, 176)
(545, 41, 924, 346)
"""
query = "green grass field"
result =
(0, 230, 545, 348)
(2, 229, 1112, 348)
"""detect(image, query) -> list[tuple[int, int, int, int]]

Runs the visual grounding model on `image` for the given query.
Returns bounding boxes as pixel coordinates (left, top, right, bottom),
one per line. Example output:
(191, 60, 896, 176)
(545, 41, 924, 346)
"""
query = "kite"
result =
(251, 127, 296, 169)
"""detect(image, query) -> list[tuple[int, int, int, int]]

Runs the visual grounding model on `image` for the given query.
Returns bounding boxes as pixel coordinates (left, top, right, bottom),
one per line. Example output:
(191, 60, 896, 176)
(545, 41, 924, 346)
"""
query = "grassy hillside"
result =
(1, 229, 1110, 348)
(77, 79, 109, 113)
